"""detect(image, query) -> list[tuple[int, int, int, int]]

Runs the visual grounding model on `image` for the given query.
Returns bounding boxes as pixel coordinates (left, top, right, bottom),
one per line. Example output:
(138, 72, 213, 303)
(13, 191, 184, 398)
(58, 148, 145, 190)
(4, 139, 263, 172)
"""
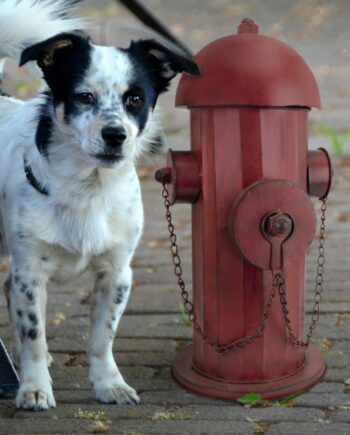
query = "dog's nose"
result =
(101, 126, 127, 147)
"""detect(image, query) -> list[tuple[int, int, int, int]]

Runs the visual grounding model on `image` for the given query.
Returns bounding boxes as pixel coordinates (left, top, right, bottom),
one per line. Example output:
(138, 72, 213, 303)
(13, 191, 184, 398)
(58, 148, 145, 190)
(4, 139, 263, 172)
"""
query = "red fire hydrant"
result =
(156, 18, 332, 400)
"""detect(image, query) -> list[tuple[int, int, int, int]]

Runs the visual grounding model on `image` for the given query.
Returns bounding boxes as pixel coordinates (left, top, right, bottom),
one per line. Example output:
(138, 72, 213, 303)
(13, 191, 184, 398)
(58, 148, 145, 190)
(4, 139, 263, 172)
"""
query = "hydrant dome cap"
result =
(176, 25, 321, 109)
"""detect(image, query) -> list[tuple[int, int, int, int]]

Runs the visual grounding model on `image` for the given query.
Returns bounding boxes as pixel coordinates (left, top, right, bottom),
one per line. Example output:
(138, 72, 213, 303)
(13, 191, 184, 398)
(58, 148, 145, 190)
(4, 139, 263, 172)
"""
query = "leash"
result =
(116, 0, 194, 57)
(0, 338, 19, 397)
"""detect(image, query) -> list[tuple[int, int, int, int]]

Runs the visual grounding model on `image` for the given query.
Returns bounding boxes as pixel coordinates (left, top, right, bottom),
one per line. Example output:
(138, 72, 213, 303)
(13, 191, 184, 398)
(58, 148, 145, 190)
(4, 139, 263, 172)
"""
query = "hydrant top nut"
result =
(265, 213, 293, 237)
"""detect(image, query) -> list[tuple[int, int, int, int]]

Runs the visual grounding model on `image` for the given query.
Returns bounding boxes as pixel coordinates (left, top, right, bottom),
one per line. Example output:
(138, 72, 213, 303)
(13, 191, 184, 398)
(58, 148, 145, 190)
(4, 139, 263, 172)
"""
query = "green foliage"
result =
(236, 390, 306, 407)
(279, 391, 306, 405)
(318, 123, 350, 154)
(178, 303, 191, 326)
(236, 392, 262, 406)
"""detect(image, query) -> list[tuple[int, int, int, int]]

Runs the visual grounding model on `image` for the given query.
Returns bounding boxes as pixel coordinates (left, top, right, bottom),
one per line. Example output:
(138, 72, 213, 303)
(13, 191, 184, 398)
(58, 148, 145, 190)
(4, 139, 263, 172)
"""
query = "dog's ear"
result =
(129, 39, 200, 92)
(19, 33, 91, 102)
(19, 33, 77, 69)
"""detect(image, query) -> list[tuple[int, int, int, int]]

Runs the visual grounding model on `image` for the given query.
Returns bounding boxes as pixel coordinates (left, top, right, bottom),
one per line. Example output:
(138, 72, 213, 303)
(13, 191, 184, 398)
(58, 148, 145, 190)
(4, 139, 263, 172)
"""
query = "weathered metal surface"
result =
(176, 18, 321, 109)
(156, 18, 331, 400)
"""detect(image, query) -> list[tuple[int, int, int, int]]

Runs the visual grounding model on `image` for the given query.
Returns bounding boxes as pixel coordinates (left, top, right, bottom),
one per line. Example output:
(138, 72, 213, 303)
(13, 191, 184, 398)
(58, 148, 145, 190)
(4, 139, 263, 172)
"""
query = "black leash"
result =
(117, 0, 194, 57)
(0, 338, 19, 398)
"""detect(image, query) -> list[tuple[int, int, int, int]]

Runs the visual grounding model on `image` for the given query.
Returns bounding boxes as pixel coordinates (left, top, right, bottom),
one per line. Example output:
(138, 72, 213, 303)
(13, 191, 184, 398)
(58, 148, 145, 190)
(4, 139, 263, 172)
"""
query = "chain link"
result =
(161, 183, 327, 353)
(162, 183, 278, 354)
(274, 198, 327, 347)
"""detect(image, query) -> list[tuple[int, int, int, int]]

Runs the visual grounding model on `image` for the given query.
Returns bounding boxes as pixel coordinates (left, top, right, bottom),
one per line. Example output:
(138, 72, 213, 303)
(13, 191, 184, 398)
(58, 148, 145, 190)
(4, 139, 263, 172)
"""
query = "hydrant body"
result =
(159, 20, 332, 400)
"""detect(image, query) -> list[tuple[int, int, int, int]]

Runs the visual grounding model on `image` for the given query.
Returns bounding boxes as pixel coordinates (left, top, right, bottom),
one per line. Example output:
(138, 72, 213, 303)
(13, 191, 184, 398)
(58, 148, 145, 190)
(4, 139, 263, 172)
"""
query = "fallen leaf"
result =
(74, 409, 109, 421)
(80, 291, 92, 304)
(255, 423, 268, 434)
(245, 416, 258, 422)
(336, 86, 349, 97)
(317, 419, 331, 424)
(152, 411, 172, 421)
(334, 211, 350, 222)
(148, 239, 165, 248)
(335, 314, 350, 326)
(87, 420, 111, 433)
(345, 379, 350, 391)
(322, 338, 333, 353)
(51, 312, 66, 326)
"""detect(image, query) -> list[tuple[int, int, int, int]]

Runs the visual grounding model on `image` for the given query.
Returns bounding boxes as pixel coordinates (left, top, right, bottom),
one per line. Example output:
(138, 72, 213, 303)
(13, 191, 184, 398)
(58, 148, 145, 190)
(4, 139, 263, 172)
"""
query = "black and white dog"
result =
(0, 0, 199, 411)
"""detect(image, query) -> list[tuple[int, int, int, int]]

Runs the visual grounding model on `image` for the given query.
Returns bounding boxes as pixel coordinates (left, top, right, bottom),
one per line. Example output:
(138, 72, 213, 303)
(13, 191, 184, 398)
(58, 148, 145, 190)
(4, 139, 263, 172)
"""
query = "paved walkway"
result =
(1, 154, 350, 434)
(1, 1, 350, 434)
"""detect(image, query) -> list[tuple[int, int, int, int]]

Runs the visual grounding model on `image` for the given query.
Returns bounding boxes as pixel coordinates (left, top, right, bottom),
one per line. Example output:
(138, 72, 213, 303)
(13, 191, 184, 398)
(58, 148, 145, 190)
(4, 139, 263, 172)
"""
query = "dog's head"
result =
(20, 33, 199, 167)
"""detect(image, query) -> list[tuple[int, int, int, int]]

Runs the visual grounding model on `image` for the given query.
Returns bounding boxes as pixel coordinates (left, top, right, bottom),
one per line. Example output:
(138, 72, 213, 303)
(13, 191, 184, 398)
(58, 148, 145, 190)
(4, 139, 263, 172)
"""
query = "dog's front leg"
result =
(11, 264, 55, 411)
(88, 263, 139, 405)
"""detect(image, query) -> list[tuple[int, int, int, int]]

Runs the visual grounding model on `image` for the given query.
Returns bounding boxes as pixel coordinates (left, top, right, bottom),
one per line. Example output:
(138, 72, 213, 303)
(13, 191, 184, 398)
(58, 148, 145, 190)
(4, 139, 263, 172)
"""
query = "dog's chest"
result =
(40, 197, 143, 283)
(30, 178, 143, 258)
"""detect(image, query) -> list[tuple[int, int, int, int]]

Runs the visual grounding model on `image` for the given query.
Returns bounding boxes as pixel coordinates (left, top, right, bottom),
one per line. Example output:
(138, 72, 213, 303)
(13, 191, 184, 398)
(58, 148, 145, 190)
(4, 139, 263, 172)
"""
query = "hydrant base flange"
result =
(173, 345, 326, 401)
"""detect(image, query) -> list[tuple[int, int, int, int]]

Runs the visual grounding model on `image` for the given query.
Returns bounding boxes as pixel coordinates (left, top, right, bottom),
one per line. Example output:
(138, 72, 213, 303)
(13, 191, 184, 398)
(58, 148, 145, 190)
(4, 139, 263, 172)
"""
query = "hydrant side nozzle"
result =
(155, 167, 171, 184)
(307, 148, 332, 200)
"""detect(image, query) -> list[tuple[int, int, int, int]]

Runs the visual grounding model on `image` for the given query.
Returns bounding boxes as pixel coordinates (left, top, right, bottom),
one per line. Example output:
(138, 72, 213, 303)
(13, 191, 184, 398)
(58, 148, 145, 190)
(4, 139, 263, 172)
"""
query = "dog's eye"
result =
(125, 95, 143, 110)
(75, 93, 95, 105)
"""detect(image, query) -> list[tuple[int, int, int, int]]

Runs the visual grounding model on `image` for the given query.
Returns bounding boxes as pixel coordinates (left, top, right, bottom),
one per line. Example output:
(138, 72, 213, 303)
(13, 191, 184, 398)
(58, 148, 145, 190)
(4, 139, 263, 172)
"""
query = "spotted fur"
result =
(0, 0, 199, 411)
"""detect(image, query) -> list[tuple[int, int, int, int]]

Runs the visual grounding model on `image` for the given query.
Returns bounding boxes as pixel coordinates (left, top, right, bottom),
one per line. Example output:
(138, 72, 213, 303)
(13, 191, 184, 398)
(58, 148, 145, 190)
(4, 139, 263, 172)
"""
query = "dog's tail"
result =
(0, 0, 86, 68)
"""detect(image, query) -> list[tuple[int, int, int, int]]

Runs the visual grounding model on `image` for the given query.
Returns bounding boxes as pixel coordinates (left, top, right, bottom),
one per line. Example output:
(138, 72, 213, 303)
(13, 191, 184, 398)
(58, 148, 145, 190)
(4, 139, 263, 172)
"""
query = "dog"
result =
(0, 0, 199, 411)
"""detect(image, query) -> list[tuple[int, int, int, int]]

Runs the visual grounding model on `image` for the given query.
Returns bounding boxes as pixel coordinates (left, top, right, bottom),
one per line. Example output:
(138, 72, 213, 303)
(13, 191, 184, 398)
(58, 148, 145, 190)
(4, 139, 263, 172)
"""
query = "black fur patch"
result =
(20, 33, 92, 104)
(123, 81, 156, 134)
(21, 34, 92, 155)
(26, 291, 34, 302)
(27, 328, 37, 340)
(126, 39, 199, 95)
(125, 40, 198, 134)
(0, 78, 10, 97)
(35, 111, 54, 158)
(28, 312, 38, 325)
(115, 285, 128, 304)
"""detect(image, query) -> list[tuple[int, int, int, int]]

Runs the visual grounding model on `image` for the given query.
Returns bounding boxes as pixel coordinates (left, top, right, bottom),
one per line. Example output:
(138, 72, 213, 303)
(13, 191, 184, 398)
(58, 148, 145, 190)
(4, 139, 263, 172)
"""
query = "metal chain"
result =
(161, 182, 327, 353)
(161, 183, 278, 354)
(274, 198, 327, 348)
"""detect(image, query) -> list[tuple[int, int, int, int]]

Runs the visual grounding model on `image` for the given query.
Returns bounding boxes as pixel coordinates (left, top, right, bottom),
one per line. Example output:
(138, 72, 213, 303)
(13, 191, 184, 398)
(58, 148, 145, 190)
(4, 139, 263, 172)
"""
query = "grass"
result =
(178, 303, 192, 326)
(318, 123, 350, 154)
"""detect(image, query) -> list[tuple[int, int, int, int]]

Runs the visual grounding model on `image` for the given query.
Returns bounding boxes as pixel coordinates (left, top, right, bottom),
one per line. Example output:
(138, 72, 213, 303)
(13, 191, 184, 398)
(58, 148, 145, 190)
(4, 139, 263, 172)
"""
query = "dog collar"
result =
(23, 157, 49, 196)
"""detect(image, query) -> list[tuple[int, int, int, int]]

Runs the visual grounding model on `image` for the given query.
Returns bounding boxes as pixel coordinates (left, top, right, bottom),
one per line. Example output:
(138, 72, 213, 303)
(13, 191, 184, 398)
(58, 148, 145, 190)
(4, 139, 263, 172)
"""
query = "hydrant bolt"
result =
(155, 167, 171, 184)
(266, 213, 293, 237)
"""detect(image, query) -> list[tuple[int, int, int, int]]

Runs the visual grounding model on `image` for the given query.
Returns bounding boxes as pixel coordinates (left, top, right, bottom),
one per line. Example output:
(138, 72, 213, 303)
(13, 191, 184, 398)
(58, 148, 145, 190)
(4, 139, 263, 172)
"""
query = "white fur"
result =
(0, 0, 86, 62)
(0, 0, 163, 410)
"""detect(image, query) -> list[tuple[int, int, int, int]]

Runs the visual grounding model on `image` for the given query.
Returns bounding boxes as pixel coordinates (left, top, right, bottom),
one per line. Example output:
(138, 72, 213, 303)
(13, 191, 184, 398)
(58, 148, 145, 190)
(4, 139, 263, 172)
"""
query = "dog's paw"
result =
(94, 380, 140, 405)
(16, 383, 56, 411)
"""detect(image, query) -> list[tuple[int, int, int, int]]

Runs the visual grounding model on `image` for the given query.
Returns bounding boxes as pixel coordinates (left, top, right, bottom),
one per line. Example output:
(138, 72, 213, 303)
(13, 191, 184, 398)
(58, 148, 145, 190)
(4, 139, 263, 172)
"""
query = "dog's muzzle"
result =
(101, 126, 126, 149)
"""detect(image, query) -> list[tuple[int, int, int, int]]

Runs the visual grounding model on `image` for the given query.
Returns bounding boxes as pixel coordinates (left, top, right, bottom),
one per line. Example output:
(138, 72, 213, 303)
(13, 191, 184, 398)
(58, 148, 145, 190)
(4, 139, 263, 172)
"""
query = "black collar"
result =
(23, 157, 49, 196)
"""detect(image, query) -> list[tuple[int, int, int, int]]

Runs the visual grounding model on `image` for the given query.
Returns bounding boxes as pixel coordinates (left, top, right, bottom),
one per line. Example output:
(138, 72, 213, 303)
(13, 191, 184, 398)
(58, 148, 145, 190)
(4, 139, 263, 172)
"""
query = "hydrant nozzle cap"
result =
(238, 18, 259, 34)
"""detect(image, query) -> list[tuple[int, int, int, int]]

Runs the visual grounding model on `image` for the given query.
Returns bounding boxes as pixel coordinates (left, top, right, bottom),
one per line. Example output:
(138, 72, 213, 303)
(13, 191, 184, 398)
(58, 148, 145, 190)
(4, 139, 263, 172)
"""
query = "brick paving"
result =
(1, 1, 350, 434)
(0, 155, 349, 434)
